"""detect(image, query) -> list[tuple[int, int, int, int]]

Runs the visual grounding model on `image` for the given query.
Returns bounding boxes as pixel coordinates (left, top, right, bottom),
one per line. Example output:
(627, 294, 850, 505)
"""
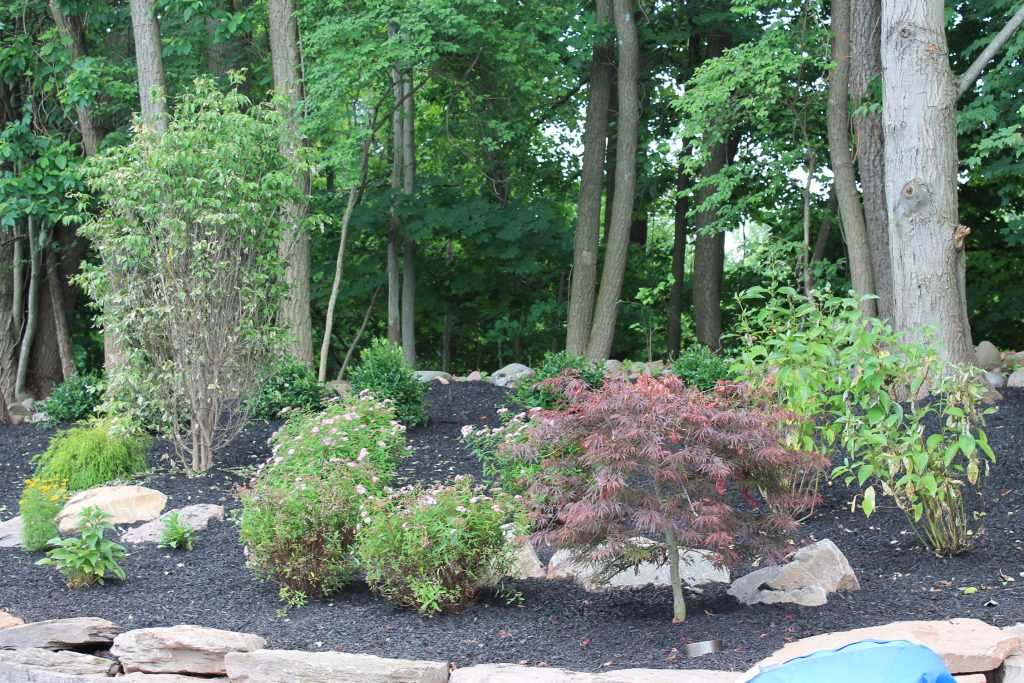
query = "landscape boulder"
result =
(464, 370, 483, 381)
(58, 486, 167, 534)
(728, 538, 858, 607)
(0, 662, 104, 683)
(115, 675, 229, 682)
(755, 618, 1019, 674)
(998, 624, 1024, 683)
(986, 370, 1007, 388)
(325, 380, 352, 397)
(0, 617, 122, 650)
(0, 516, 23, 548)
(603, 360, 626, 377)
(547, 538, 729, 591)
(603, 669, 736, 682)
(1008, 368, 1024, 389)
(491, 363, 534, 388)
(225, 649, 448, 683)
(120, 504, 225, 545)
(0, 648, 117, 676)
(112, 625, 265, 675)
(976, 341, 1002, 370)
(450, 664, 735, 683)
(501, 523, 544, 580)
(0, 612, 24, 630)
(412, 370, 452, 383)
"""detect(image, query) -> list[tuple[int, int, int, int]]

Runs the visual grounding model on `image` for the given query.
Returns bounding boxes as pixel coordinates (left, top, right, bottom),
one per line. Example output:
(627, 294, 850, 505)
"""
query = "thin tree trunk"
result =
(12, 225, 23, 334)
(585, 0, 639, 362)
(400, 71, 416, 367)
(50, 1, 102, 155)
(206, 10, 229, 77)
(387, 28, 402, 346)
(801, 149, 817, 297)
(338, 286, 380, 380)
(880, 0, 972, 364)
(692, 30, 730, 353)
(15, 218, 41, 401)
(46, 247, 75, 380)
(565, 0, 613, 355)
(269, 0, 313, 366)
(811, 188, 838, 268)
(128, 0, 168, 132)
(666, 167, 690, 359)
(828, 0, 877, 314)
(443, 239, 454, 374)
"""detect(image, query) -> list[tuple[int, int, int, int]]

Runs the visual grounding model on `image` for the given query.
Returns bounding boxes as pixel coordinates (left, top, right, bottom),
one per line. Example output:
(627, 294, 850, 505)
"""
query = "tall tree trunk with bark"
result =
(565, 0, 613, 355)
(128, 0, 168, 132)
(387, 28, 402, 346)
(828, 0, 876, 315)
(691, 30, 730, 353)
(851, 0, 893, 320)
(880, 0, 971, 364)
(46, 246, 75, 380)
(666, 167, 690, 359)
(585, 0, 639, 362)
(15, 218, 41, 401)
(400, 71, 416, 367)
(268, 0, 313, 365)
(50, 1, 101, 155)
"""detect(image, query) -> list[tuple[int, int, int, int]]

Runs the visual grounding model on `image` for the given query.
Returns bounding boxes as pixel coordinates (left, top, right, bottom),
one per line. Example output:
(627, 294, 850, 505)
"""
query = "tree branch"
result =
(957, 2, 1024, 100)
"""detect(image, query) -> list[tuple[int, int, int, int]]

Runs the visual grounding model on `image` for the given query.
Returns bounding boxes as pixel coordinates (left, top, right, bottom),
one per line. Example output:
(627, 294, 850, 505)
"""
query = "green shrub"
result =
(668, 347, 733, 391)
(19, 477, 69, 553)
(37, 507, 126, 589)
(514, 351, 604, 410)
(32, 422, 150, 493)
(237, 395, 405, 599)
(356, 477, 523, 615)
(38, 374, 105, 425)
(462, 408, 542, 496)
(248, 358, 327, 420)
(348, 338, 426, 426)
(157, 512, 196, 551)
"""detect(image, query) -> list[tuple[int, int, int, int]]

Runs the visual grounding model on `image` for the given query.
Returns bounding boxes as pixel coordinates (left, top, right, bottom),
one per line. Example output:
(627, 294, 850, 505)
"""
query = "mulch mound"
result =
(1, 382, 1023, 673)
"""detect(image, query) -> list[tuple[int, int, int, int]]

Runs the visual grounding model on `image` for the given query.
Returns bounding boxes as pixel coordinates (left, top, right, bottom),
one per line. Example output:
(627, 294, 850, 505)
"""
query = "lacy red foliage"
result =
(506, 375, 824, 570)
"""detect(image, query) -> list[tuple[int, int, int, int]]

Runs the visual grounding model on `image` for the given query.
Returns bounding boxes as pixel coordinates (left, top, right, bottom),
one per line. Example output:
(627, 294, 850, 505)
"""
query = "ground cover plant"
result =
(356, 476, 523, 615)
(157, 512, 196, 551)
(348, 338, 427, 426)
(237, 392, 405, 600)
(505, 374, 823, 622)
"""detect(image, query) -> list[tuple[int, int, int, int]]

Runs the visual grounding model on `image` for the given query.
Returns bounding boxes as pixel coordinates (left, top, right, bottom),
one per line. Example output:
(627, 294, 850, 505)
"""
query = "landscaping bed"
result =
(1, 381, 1023, 674)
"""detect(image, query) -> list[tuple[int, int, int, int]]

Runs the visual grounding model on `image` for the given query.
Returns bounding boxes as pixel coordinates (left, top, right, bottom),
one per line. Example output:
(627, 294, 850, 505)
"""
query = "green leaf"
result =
(861, 486, 876, 517)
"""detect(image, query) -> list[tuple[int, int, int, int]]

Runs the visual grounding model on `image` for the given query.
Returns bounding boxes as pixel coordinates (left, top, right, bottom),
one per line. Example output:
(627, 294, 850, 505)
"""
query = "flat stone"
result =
(412, 370, 452, 383)
(115, 674, 229, 682)
(450, 664, 602, 682)
(986, 370, 1007, 388)
(58, 486, 167, 534)
(502, 524, 544, 580)
(547, 539, 728, 591)
(0, 648, 117, 676)
(756, 618, 1019, 674)
(728, 539, 858, 607)
(0, 516, 23, 548)
(120, 505, 225, 544)
(602, 669, 736, 682)
(976, 341, 1002, 370)
(225, 649, 448, 683)
(0, 617, 122, 650)
(113, 625, 265, 675)
(953, 675, 986, 683)
(464, 371, 483, 381)
(603, 360, 626, 377)
(999, 624, 1024, 683)
(0, 612, 25, 630)
(0, 662, 106, 683)
(491, 363, 534, 388)
(1008, 368, 1024, 389)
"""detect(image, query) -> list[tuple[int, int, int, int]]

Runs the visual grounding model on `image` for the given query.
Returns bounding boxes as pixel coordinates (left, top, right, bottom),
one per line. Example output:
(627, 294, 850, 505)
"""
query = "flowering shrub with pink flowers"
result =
(460, 407, 541, 496)
(237, 392, 407, 599)
(355, 476, 524, 616)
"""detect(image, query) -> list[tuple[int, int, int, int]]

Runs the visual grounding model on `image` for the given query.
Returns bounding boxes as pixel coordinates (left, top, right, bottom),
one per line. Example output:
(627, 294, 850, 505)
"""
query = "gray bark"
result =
(957, 2, 1024, 99)
(666, 167, 690, 359)
(565, 0, 613, 356)
(585, 0, 639, 361)
(881, 0, 972, 364)
(15, 218, 41, 401)
(828, 0, 877, 315)
(268, 0, 313, 365)
(401, 72, 416, 367)
(851, 0, 893, 320)
(12, 225, 23, 334)
(128, 0, 167, 132)
(50, 1, 101, 155)
(46, 247, 75, 380)
(387, 27, 402, 346)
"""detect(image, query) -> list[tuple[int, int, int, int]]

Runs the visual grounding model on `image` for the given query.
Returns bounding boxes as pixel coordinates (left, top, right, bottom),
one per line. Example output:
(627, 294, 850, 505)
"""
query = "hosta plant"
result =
(506, 374, 821, 622)
(37, 507, 127, 589)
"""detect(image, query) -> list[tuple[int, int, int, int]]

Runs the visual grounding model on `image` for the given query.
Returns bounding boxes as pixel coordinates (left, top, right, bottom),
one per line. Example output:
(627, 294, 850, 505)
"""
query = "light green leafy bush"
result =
(237, 394, 405, 599)
(37, 507, 127, 589)
(461, 408, 541, 496)
(348, 338, 426, 426)
(32, 422, 149, 493)
(356, 476, 523, 615)
(19, 477, 69, 553)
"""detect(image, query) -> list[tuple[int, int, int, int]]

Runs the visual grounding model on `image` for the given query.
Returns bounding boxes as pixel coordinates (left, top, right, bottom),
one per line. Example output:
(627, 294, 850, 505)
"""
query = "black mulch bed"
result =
(2, 383, 1024, 674)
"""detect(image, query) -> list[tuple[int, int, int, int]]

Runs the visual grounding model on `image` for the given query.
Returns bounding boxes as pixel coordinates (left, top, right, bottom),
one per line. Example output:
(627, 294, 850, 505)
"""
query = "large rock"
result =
(998, 624, 1024, 683)
(464, 371, 483, 381)
(986, 370, 1007, 388)
(225, 649, 448, 683)
(602, 669, 736, 682)
(120, 504, 225, 545)
(0, 515, 23, 548)
(115, 674, 229, 682)
(450, 664, 735, 683)
(58, 486, 167, 535)
(547, 539, 729, 591)
(603, 360, 626, 377)
(756, 618, 1019, 674)
(728, 539, 858, 607)
(0, 617, 122, 650)
(412, 370, 453, 383)
(0, 662, 105, 683)
(502, 524, 544, 580)
(0, 648, 117, 676)
(491, 363, 534, 388)
(0, 612, 24, 630)
(112, 625, 265, 675)
(1008, 368, 1024, 389)
(976, 341, 1002, 370)
(325, 380, 352, 398)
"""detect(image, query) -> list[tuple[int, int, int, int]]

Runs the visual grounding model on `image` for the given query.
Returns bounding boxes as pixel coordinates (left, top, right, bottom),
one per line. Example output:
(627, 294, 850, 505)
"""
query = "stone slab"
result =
(601, 668, 737, 682)
(450, 664, 603, 682)
(0, 662, 107, 683)
(120, 505, 225, 544)
(0, 617, 122, 650)
(0, 648, 117, 676)
(0, 611, 25, 630)
(0, 516, 24, 548)
(58, 486, 167, 535)
(548, 540, 728, 591)
(115, 674, 229, 682)
(113, 625, 265, 675)
(225, 649, 449, 683)
(756, 619, 1019, 674)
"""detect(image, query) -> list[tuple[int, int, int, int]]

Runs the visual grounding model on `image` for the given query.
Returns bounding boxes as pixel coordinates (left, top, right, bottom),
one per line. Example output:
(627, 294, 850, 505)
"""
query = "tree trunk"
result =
(692, 31, 730, 353)
(12, 224, 23, 334)
(400, 71, 416, 367)
(15, 217, 41, 401)
(46, 247, 75, 380)
(268, 0, 313, 365)
(585, 0, 639, 362)
(0, 231, 18, 411)
(128, 0, 168, 132)
(880, 0, 972, 364)
(852, 0, 893, 321)
(666, 167, 690, 359)
(565, 0, 613, 356)
(828, 0, 877, 315)
(50, 1, 102, 155)
(811, 188, 838, 267)
(387, 29, 402, 346)
(206, 10, 230, 77)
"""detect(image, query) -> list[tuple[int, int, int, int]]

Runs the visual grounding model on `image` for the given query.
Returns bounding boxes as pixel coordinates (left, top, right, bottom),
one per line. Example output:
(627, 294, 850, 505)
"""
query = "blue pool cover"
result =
(742, 639, 957, 683)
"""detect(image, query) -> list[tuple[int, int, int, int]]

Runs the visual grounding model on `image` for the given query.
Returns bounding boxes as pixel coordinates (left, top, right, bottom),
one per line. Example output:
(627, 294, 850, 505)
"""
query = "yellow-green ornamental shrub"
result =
(32, 422, 150, 493)
(19, 477, 69, 553)
(356, 477, 524, 616)
(237, 393, 405, 600)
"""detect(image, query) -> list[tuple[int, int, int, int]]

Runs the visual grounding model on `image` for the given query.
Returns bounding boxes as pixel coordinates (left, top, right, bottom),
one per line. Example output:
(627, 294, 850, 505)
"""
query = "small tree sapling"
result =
(506, 374, 822, 622)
